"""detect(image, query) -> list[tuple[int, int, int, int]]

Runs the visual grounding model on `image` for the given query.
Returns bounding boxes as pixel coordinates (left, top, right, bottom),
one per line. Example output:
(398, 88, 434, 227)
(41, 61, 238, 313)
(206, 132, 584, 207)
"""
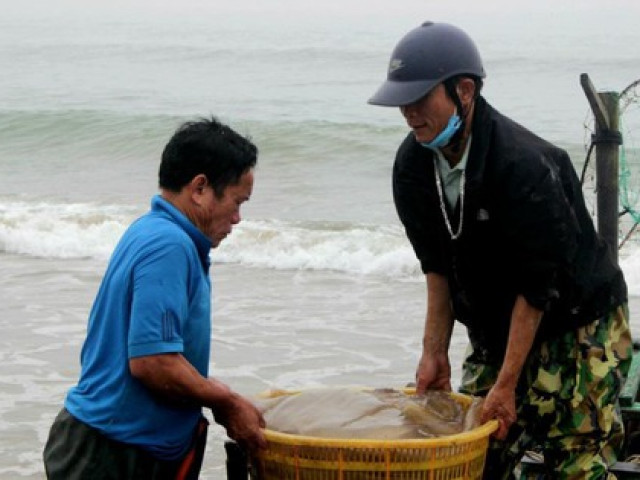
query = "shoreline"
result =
(0, 255, 638, 478)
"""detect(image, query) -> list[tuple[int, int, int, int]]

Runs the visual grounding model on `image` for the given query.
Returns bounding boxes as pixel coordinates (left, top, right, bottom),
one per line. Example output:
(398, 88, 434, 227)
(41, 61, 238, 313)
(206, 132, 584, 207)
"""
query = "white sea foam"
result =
(0, 200, 136, 259)
(3, 198, 640, 289)
(214, 219, 420, 278)
(0, 199, 423, 278)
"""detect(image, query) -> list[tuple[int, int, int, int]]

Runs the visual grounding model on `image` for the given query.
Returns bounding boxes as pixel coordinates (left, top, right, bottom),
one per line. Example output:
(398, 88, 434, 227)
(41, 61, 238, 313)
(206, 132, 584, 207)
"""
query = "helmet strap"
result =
(443, 78, 468, 153)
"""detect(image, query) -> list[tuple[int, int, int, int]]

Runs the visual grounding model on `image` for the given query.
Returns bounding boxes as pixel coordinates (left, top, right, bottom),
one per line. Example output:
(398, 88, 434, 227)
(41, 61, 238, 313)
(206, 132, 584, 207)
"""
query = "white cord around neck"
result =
(433, 158, 465, 240)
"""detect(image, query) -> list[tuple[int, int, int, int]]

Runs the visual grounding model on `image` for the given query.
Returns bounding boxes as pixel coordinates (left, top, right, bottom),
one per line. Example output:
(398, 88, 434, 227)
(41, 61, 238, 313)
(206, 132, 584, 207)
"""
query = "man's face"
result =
(193, 169, 254, 248)
(399, 84, 455, 144)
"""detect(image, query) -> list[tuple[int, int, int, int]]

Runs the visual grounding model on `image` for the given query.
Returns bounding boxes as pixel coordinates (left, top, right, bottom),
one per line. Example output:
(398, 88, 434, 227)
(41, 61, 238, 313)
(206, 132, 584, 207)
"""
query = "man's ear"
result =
(190, 174, 209, 205)
(456, 77, 476, 105)
(456, 77, 476, 112)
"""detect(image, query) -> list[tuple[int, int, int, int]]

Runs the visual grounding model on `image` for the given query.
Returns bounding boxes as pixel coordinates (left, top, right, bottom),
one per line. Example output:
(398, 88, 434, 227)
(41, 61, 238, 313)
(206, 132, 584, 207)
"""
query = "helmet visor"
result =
(368, 79, 439, 107)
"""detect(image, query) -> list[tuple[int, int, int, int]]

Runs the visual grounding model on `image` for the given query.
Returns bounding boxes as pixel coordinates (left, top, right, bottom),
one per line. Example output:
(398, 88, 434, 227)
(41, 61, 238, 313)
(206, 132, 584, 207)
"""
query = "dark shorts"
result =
(43, 408, 208, 480)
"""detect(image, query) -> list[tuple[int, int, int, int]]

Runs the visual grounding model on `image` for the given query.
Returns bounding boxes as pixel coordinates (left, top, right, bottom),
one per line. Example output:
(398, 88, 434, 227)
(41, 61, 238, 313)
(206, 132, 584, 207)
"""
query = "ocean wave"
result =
(0, 110, 180, 158)
(0, 199, 421, 279)
(3, 198, 639, 287)
(0, 200, 138, 260)
(213, 219, 419, 278)
(0, 109, 403, 160)
(4, 197, 640, 285)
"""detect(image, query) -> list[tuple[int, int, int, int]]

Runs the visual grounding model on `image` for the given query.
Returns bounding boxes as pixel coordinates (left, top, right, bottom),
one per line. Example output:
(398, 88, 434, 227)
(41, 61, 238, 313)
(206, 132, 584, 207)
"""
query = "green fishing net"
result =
(581, 78, 640, 250)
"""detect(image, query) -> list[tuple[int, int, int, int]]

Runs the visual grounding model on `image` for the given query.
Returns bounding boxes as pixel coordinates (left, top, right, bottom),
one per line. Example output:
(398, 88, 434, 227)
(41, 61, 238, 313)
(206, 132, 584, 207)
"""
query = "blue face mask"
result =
(420, 112, 461, 151)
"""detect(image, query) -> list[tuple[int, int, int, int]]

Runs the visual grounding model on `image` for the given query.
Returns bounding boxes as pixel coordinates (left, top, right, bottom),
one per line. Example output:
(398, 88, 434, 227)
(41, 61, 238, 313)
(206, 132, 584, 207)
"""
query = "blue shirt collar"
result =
(151, 194, 212, 269)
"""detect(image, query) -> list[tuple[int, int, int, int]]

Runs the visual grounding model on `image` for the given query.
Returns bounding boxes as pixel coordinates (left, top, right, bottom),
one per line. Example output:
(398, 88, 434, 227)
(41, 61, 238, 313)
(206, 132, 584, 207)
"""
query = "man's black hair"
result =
(159, 117, 257, 197)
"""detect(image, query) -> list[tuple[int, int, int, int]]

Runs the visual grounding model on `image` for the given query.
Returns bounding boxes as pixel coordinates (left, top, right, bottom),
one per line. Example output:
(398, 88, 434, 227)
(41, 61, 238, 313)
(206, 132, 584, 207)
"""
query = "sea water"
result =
(1, 1, 640, 477)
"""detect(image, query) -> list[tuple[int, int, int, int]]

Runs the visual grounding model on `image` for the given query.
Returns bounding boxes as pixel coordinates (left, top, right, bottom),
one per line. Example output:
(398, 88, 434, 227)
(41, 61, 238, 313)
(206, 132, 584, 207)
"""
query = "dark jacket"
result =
(393, 96, 626, 360)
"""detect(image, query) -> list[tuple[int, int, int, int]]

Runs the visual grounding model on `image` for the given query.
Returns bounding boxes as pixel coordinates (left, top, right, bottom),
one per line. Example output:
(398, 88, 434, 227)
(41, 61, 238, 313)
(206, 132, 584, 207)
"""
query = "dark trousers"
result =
(43, 408, 208, 480)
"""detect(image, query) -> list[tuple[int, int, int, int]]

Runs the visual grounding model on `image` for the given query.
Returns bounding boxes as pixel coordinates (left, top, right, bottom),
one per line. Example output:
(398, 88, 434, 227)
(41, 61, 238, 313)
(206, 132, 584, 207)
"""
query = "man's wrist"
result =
(422, 337, 449, 354)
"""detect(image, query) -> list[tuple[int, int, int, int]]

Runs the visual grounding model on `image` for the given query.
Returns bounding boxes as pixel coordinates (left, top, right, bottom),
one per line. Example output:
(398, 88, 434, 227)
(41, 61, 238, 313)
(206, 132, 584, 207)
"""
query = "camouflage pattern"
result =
(459, 304, 633, 480)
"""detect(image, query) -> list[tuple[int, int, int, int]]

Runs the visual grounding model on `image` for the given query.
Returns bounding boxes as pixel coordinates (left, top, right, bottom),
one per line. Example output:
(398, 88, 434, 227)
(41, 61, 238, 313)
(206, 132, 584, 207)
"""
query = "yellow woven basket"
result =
(251, 389, 498, 480)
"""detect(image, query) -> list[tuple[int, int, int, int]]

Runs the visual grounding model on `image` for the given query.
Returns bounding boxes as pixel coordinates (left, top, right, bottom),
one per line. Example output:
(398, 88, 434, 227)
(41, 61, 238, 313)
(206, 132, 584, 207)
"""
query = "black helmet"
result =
(368, 21, 485, 107)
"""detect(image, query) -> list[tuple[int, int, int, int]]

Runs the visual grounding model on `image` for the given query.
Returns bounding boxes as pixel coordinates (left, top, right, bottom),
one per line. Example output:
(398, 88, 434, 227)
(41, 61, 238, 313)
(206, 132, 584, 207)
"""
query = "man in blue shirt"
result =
(43, 117, 266, 479)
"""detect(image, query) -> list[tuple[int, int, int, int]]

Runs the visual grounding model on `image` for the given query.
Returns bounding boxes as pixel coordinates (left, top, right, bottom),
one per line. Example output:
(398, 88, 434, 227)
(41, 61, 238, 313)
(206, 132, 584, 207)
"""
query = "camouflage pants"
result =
(459, 304, 633, 480)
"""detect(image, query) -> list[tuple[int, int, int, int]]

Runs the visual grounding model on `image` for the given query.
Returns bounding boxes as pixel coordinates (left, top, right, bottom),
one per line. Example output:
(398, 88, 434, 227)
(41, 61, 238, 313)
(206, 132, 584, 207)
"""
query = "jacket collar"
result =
(465, 96, 493, 196)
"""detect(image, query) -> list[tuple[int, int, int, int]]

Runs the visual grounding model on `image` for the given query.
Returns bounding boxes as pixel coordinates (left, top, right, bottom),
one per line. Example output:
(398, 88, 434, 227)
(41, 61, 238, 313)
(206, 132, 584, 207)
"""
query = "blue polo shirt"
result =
(65, 195, 212, 461)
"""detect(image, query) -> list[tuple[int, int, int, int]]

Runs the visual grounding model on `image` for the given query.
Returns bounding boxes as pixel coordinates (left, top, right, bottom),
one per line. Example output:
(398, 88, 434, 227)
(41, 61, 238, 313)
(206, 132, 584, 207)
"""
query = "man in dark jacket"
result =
(369, 21, 632, 479)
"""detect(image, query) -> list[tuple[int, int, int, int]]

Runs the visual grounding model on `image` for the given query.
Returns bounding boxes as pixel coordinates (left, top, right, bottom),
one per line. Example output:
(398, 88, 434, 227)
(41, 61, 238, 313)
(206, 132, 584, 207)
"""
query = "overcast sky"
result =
(4, 0, 639, 19)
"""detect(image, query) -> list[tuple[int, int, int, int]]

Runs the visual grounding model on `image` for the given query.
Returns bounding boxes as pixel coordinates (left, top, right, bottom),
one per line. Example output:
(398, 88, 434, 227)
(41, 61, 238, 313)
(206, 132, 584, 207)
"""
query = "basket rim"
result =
(259, 387, 499, 448)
